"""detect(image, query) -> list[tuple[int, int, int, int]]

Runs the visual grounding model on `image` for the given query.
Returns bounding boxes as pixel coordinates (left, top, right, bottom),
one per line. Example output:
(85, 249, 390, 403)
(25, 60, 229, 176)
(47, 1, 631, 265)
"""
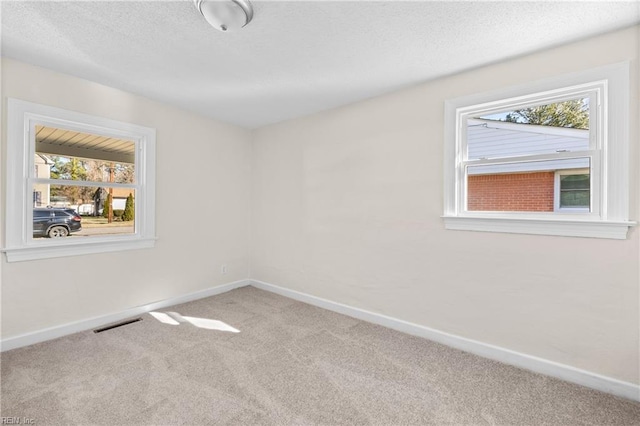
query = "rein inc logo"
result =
(1, 418, 35, 425)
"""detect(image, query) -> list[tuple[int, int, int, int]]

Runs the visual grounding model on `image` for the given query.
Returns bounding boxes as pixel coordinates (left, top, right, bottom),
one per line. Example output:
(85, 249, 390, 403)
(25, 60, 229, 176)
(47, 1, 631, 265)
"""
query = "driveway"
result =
(75, 226, 134, 237)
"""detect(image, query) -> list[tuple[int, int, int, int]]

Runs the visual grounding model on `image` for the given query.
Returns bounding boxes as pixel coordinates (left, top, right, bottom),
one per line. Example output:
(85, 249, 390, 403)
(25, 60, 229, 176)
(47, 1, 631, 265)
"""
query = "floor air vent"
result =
(93, 317, 142, 333)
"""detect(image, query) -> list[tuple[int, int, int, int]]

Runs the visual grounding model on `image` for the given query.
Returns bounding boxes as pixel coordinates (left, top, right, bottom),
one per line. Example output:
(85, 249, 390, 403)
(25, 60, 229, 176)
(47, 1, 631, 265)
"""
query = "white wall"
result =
(251, 26, 640, 385)
(1, 58, 252, 338)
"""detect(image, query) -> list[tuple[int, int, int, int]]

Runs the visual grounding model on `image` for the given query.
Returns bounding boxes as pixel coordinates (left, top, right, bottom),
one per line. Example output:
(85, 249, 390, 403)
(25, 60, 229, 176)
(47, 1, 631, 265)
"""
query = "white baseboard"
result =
(0, 279, 251, 352)
(250, 279, 640, 402)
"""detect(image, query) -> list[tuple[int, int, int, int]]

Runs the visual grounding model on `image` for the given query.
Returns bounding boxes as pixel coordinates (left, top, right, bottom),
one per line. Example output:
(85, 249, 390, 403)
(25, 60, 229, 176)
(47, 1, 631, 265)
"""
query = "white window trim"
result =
(3, 99, 157, 262)
(443, 62, 635, 239)
(554, 169, 590, 213)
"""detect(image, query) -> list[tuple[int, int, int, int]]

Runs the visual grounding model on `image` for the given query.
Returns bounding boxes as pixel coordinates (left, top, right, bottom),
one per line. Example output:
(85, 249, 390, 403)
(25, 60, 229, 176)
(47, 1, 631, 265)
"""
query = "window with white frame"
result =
(555, 169, 590, 212)
(4, 99, 156, 262)
(443, 63, 634, 239)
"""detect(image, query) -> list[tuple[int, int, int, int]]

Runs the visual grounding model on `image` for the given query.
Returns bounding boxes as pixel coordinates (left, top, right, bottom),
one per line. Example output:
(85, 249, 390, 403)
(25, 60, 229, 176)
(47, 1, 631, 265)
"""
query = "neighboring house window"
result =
(443, 63, 634, 239)
(555, 170, 590, 212)
(4, 99, 156, 262)
(33, 191, 42, 207)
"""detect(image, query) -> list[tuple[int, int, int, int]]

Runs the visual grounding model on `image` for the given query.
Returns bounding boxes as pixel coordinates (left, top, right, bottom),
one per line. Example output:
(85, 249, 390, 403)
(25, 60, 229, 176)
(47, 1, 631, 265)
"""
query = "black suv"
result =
(33, 208, 82, 238)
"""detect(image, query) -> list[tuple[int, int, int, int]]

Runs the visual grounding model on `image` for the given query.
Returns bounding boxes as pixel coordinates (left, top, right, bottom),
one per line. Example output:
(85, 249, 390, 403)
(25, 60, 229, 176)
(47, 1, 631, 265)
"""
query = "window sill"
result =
(3, 237, 157, 262)
(442, 216, 635, 239)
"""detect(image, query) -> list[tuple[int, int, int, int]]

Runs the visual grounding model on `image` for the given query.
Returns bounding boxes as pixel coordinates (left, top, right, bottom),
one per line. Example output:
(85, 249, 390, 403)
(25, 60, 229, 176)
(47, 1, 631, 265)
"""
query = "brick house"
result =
(466, 118, 589, 212)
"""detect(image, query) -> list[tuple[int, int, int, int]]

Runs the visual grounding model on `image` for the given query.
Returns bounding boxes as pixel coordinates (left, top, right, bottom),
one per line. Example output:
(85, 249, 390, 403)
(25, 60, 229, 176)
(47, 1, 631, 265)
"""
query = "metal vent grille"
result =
(93, 317, 142, 333)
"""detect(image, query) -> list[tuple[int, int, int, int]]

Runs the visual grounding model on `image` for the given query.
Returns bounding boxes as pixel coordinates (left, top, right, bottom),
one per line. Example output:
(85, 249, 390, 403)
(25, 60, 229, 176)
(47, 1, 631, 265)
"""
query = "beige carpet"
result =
(1, 286, 639, 425)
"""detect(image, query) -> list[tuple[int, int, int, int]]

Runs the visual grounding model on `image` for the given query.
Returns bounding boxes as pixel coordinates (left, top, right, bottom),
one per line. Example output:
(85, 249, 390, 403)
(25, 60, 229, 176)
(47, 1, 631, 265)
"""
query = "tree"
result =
(123, 193, 134, 222)
(66, 158, 91, 207)
(504, 99, 589, 129)
(115, 163, 135, 184)
(102, 193, 112, 219)
(48, 156, 64, 179)
(48, 157, 92, 206)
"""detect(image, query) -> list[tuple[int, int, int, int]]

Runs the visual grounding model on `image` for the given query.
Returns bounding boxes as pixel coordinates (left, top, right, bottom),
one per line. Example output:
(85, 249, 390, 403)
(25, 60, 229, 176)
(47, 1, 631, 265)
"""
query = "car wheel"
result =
(48, 226, 69, 238)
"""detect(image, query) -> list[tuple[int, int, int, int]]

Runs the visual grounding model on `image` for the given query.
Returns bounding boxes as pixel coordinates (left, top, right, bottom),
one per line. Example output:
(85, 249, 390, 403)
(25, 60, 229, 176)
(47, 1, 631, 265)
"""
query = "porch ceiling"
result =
(36, 125, 135, 164)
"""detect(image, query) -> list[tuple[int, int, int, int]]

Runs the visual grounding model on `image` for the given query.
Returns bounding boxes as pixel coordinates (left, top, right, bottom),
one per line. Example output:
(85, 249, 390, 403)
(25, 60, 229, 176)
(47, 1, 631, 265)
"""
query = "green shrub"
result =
(102, 194, 112, 218)
(123, 193, 134, 221)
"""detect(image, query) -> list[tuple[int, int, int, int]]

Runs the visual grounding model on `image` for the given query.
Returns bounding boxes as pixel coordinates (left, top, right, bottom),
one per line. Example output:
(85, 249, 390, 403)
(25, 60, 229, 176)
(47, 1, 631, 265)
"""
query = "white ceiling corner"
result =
(1, 1, 639, 128)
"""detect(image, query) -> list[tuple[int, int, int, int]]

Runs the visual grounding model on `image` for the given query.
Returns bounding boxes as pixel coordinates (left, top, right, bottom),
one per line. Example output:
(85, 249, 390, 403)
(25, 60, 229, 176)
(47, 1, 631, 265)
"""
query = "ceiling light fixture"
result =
(194, 0, 254, 32)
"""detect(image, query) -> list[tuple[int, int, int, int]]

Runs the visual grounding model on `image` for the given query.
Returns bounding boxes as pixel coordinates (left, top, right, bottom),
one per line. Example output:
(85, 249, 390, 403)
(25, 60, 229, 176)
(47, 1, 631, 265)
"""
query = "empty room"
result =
(1, 1, 639, 424)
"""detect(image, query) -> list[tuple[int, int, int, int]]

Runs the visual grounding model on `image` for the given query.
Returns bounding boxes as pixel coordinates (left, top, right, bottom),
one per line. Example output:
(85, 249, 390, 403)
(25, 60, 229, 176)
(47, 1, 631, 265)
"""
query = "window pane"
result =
(559, 174, 590, 208)
(560, 190, 590, 207)
(560, 174, 589, 190)
(35, 125, 135, 184)
(467, 98, 589, 160)
(32, 185, 135, 239)
(467, 158, 590, 213)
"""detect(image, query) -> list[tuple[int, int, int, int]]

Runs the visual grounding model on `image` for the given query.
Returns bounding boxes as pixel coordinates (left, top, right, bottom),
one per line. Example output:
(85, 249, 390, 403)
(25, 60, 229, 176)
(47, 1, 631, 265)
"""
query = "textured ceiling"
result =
(2, 1, 639, 128)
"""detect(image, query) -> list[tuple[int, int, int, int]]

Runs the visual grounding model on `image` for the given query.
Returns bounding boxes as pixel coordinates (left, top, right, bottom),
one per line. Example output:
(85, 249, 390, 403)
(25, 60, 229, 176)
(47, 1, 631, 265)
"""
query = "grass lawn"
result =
(81, 217, 134, 228)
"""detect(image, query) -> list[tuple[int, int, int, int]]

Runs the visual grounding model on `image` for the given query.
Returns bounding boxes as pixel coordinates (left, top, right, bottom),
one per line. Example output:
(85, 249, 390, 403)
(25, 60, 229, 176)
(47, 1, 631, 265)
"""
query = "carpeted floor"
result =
(1, 286, 639, 425)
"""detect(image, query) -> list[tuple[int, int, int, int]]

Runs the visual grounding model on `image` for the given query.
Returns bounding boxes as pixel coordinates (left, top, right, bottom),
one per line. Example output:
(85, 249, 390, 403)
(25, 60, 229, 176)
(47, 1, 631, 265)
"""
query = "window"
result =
(4, 99, 156, 262)
(443, 63, 634, 239)
(555, 170, 590, 212)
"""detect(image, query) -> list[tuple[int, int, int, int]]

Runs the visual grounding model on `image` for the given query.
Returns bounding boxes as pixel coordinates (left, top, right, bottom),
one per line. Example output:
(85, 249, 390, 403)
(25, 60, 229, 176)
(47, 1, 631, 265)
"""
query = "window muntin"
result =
(5, 99, 156, 262)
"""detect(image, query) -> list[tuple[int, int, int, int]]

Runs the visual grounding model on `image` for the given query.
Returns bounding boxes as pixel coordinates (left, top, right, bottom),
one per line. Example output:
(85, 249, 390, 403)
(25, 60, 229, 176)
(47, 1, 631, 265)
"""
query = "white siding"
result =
(467, 118, 589, 174)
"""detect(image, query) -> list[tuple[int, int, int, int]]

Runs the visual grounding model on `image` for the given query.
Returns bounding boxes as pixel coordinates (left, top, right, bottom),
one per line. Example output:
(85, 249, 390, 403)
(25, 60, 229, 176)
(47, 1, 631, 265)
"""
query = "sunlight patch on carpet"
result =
(149, 311, 180, 325)
(149, 311, 240, 333)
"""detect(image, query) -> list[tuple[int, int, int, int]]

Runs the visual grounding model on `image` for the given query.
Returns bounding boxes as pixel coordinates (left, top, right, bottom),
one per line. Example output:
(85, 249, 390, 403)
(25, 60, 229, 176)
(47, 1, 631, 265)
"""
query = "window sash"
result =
(459, 153, 600, 217)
